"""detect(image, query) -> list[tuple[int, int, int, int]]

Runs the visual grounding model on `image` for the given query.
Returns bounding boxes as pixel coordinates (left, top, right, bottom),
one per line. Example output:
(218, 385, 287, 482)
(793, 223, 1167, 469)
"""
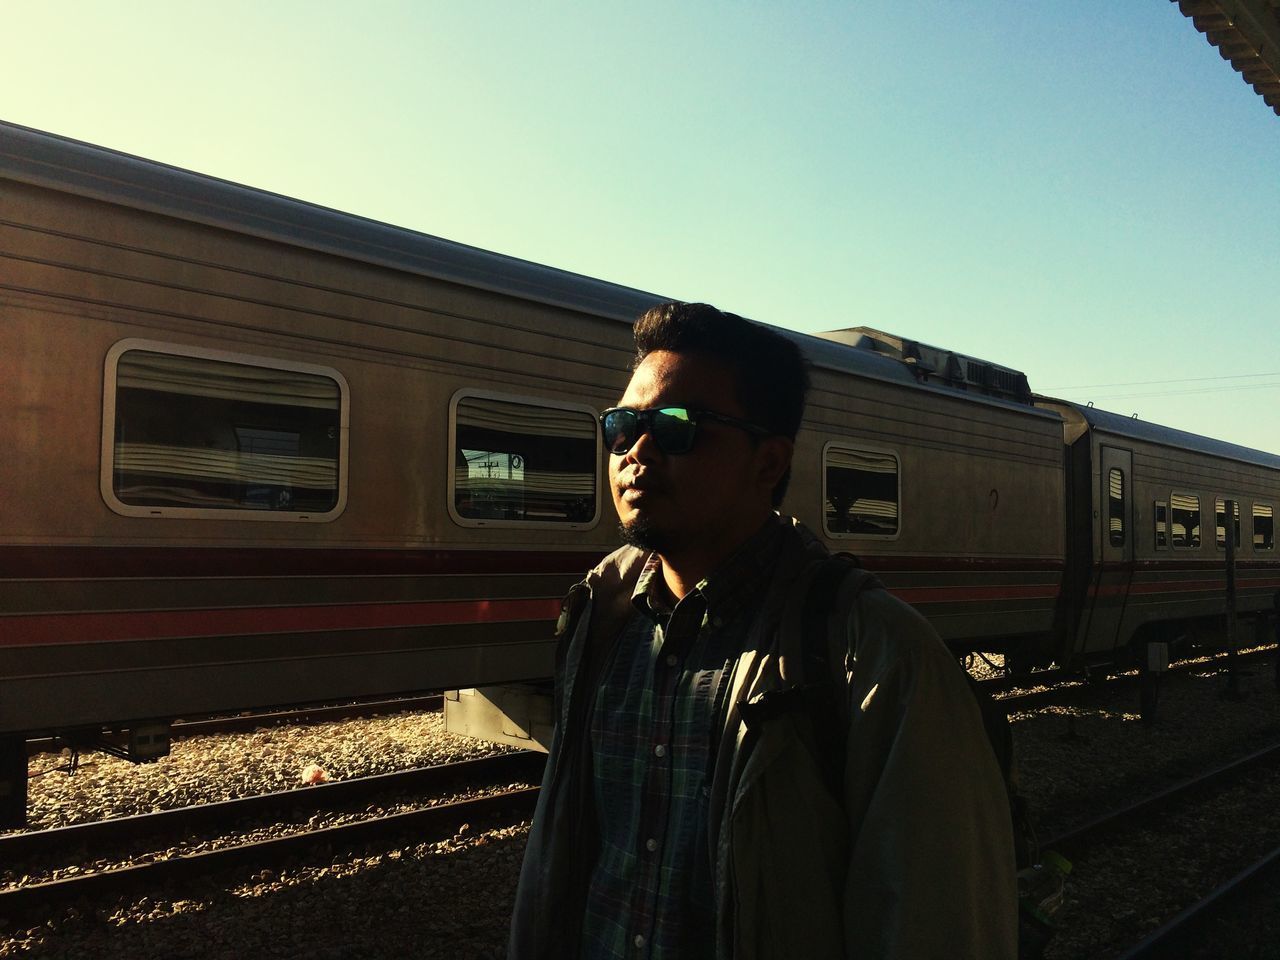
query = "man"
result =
(510, 302, 1017, 959)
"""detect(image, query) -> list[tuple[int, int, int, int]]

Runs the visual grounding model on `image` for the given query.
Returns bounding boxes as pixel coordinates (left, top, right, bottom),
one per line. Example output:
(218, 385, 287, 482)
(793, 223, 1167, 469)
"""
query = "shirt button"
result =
(665, 654, 678, 667)
(654, 744, 667, 758)
(645, 837, 658, 852)
(634, 934, 645, 949)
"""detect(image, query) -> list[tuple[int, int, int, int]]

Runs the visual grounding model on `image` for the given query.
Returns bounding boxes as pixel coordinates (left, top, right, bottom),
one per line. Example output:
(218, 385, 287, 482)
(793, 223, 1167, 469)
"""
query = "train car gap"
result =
(1223, 499, 1244, 702)
(0, 736, 26, 829)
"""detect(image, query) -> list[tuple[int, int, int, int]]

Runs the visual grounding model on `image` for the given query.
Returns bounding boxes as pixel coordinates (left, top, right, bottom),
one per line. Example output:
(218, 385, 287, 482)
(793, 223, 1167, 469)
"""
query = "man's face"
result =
(608, 349, 788, 563)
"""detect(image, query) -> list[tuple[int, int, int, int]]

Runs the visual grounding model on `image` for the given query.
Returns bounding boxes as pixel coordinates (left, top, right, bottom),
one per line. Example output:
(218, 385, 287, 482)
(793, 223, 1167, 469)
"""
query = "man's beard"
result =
(617, 515, 677, 554)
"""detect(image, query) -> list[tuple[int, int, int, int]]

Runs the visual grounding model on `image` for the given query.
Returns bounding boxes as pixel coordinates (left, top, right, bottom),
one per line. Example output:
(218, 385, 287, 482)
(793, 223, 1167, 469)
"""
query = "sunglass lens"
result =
(652, 408, 695, 454)
(603, 409, 638, 454)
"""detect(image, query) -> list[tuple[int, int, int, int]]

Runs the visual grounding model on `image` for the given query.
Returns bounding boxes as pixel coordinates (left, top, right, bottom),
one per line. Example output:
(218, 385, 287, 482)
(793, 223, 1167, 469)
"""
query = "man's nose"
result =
(622, 424, 663, 464)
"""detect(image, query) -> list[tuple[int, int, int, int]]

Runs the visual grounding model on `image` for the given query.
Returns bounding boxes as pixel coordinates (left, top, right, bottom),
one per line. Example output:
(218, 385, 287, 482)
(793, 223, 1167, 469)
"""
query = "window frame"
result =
(820, 439, 902, 541)
(1214, 497, 1242, 551)
(447, 388, 602, 530)
(1253, 502, 1275, 552)
(100, 338, 349, 522)
(1153, 499, 1168, 551)
(1107, 467, 1126, 548)
(1169, 491, 1202, 550)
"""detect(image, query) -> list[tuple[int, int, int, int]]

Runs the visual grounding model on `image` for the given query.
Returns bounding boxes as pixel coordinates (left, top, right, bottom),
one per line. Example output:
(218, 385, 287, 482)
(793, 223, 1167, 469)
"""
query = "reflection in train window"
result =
(1170, 493, 1201, 549)
(111, 348, 342, 514)
(453, 395, 597, 524)
(1107, 468, 1125, 547)
(1215, 498, 1241, 550)
(1254, 503, 1275, 551)
(1153, 500, 1168, 550)
(824, 445, 899, 538)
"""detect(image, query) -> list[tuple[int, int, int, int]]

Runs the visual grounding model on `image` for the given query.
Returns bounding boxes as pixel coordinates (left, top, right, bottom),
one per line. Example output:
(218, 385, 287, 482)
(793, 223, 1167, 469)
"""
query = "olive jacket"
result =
(508, 519, 1018, 960)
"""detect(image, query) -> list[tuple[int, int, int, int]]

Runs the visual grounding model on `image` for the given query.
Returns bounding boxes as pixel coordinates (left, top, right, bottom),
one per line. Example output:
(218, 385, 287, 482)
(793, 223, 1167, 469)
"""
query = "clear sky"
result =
(4, 1, 1278, 453)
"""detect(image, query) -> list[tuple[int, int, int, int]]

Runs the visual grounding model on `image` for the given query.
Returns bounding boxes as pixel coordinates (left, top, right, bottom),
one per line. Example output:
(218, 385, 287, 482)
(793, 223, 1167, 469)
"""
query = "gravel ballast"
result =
(15, 709, 513, 833)
(3, 709, 531, 959)
(2, 821, 530, 960)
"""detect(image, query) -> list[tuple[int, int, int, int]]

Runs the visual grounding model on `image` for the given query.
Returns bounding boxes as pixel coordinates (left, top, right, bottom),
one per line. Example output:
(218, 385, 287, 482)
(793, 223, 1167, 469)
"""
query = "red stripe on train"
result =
(0, 597, 564, 647)
(0, 584, 1064, 646)
(0, 545, 1066, 580)
(1089, 578, 1280, 598)
(1128, 580, 1228, 595)
(0, 546, 604, 579)
(891, 584, 1059, 604)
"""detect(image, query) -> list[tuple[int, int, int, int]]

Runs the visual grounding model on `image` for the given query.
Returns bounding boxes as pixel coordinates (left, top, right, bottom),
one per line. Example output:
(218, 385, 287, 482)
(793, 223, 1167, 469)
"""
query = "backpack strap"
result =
(779, 552, 881, 687)
(776, 553, 883, 793)
(803, 553, 880, 689)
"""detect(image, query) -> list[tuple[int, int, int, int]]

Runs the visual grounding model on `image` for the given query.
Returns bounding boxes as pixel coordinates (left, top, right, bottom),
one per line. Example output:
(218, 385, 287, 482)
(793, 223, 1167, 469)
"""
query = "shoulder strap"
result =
(773, 554, 882, 794)
(796, 552, 882, 689)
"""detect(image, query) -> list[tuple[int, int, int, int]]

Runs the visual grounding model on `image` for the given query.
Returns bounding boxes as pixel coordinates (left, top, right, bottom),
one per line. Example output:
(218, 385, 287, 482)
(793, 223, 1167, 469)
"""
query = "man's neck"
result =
(657, 513, 775, 600)
(659, 562, 704, 602)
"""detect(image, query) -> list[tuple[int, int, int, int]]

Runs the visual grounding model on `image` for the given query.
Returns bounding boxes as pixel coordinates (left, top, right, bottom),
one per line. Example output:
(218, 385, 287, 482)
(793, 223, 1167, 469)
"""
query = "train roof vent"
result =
(816, 326, 1033, 404)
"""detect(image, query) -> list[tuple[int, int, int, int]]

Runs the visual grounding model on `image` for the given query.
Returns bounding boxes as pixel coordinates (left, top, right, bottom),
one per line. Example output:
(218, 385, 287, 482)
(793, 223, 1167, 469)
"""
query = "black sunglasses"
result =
(599, 405, 771, 456)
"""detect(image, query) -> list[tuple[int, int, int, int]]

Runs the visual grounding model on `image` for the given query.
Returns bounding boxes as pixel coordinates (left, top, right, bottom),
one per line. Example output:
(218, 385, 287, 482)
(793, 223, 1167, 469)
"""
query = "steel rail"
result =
(1041, 739, 1280, 857)
(990, 645, 1278, 714)
(25, 694, 444, 757)
(1111, 842, 1280, 959)
(0, 786, 539, 918)
(2, 751, 544, 860)
(973, 668, 1070, 694)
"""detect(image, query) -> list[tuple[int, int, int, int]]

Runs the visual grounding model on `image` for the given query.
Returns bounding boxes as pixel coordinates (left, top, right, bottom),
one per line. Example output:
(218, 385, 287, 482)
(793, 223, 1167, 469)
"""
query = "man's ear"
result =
(754, 435, 794, 495)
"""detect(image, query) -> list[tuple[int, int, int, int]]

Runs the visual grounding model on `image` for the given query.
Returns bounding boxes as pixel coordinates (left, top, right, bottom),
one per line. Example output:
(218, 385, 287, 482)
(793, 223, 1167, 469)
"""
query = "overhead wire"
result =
(1043, 371, 1280, 391)
(1074, 381, 1280, 403)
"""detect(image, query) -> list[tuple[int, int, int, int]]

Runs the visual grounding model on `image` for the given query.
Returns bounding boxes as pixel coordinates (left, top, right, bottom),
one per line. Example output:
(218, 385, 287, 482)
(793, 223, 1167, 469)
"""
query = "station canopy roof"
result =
(1174, 0, 1280, 116)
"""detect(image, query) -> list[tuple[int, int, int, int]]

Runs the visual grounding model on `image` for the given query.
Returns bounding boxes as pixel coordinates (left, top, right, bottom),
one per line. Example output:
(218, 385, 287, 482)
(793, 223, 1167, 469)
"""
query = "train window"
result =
(1107, 468, 1125, 547)
(1170, 493, 1201, 549)
(1153, 500, 1168, 550)
(823, 444, 899, 538)
(450, 392, 599, 527)
(103, 341, 347, 520)
(1254, 503, 1275, 551)
(1214, 498, 1241, 550)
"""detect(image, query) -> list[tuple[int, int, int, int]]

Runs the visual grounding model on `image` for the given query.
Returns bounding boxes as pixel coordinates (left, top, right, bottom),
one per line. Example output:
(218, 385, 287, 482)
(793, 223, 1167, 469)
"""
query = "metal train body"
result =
(3, 122, 1279, 751)
(1039, 401, 1280, 665)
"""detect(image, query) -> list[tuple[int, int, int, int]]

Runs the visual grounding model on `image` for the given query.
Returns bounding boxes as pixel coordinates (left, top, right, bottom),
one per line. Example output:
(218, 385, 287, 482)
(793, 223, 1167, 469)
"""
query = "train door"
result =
(1083, 445, 1134, 653)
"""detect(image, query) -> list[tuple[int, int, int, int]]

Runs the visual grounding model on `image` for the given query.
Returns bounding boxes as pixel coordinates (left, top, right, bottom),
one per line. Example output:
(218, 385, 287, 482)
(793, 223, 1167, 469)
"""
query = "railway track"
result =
(1041, 739, 1280, 857)
(1112, 841, 1280, 959)
(987, 644, 1278, 714)
(0, 751, 544, 919)
(25, 694, 445, 757)
(1032, 737, 1280, 959)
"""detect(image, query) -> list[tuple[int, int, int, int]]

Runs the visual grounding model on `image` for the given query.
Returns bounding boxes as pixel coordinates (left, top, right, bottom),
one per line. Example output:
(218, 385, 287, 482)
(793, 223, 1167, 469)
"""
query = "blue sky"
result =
(5, 1, 1278, 452)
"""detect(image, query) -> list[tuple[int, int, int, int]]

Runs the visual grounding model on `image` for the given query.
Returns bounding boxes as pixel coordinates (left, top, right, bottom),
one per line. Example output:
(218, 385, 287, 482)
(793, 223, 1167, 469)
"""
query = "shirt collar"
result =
(629, 514, 786, 624)
(632, 553, 675, 624)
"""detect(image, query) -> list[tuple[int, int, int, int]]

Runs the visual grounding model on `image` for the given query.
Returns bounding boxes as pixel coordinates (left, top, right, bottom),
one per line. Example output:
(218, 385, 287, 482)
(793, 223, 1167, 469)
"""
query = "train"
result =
(3, 120, 1278, 826)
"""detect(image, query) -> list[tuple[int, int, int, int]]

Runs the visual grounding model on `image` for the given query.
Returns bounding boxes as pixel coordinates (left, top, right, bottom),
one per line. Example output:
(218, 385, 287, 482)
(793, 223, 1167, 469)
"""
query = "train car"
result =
(1036, 399, 1280, 668)
(0, 122, 1069, 823)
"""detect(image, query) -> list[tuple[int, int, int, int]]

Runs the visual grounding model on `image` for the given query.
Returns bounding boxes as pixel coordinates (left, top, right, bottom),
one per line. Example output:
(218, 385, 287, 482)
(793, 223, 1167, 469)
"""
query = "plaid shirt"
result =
(580, 517, 786, 960)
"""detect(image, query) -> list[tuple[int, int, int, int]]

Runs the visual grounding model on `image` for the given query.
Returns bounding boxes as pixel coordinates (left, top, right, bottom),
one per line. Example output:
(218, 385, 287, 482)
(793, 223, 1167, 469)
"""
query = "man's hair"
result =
(633, 301, 810, 506)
